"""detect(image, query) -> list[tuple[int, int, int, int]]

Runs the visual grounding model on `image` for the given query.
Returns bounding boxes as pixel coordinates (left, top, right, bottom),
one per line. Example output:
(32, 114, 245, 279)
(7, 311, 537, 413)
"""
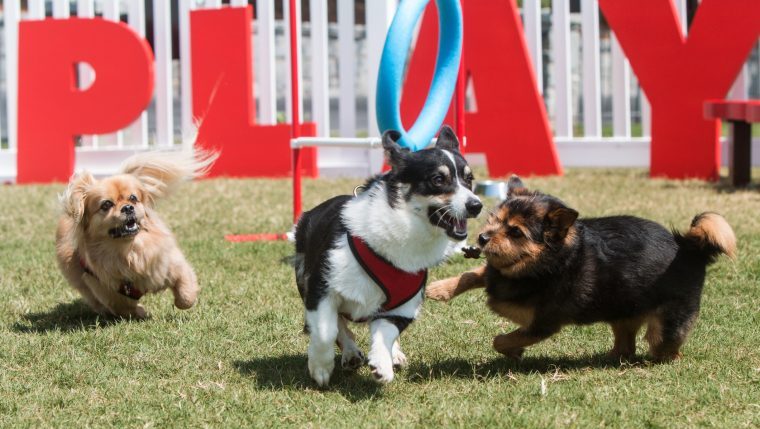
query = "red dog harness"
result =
(80, 259, 144, 300)
(347, 233, 427, 312)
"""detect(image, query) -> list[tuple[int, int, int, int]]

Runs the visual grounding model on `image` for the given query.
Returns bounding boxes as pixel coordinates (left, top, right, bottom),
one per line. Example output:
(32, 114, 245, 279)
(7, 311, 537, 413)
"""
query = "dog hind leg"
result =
(84, 276, 148, 319)
(337, 316, 365, 371)
(68, 273, 108, 315)
(305, 296, 340, 387)
(57, 250, 109, 314)
(647, 308, 698, 362)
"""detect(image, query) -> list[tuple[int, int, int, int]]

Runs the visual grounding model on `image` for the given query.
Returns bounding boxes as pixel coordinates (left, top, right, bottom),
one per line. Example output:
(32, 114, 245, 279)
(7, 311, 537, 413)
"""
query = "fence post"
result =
(126, 0, 149, 147)
(523, 0, 543, 93)
(552, 0, 572, 137)
(3, 0, 20, 153)
(611, 34, 631, 137)
(179, 0, 196, 148)
(256, 0, 277, 124)
(581, 0, 601, 137)
(154, 0, 175, 147)
(310, 0, 330, 137)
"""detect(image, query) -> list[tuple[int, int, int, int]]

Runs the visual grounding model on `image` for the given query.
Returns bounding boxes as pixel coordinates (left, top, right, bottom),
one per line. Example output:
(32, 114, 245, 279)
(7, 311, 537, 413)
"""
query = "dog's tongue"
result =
(454, 218, 467, 234)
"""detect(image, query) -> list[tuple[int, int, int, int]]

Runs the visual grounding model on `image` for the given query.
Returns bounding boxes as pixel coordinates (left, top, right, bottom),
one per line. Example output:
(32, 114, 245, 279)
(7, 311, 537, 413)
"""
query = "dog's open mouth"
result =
(109, 217, 140, 238)
(429, 209, 468, 240)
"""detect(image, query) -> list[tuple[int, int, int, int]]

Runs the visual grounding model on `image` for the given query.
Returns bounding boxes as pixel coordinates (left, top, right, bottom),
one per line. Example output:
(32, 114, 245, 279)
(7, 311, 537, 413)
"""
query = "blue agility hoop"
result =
(376, 0, 463, 152)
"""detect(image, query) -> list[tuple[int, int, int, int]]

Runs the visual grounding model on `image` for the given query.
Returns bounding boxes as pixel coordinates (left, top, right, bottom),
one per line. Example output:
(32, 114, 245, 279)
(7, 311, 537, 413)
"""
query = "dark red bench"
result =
(704, 99, 760, 187)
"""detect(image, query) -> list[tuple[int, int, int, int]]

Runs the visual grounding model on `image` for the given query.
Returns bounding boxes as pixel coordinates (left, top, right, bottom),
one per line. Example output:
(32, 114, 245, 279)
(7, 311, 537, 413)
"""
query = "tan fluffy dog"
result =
(55, 149, 216, 318)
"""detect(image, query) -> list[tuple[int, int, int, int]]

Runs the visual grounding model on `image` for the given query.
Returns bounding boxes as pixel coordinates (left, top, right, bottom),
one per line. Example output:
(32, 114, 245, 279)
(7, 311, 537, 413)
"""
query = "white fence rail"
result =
(0, 0, 758, 181)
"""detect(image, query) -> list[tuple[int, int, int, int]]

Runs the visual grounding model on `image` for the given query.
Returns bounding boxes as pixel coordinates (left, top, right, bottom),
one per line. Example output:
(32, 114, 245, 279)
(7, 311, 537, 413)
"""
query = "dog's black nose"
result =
(121, 205, 135, 214)
(466, 198, 483, 216)
(478, 233, 490, 247)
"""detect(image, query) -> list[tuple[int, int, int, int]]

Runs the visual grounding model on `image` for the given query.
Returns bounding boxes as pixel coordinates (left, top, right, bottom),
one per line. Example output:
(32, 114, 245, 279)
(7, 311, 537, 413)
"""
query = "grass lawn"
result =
(0, 169, 758, 428)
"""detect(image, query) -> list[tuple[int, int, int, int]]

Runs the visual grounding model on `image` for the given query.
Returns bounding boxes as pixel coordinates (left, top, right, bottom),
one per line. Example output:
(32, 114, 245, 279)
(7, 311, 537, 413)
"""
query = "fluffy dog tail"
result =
(119, 148, 218, 200)
(674, 212, 736, 263)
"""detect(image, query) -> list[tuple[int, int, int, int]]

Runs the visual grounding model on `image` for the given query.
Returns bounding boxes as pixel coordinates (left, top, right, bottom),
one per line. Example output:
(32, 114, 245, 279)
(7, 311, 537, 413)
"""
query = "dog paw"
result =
(499, 347, 525, 360)
(368, 363, 394, 384)
(462, 246, 482, 259)
(607, 349, 636, 361)
(174, 296, 196, 310)
(425, 279, 456, 301)
(493, 336, 524, 359)
(132, 305, 149, 320)
(650, 351, 682, 363)
(172, 285, 198, 310)
(341, 348, 366, 371)
(308, 360, 334, 387)
(392, 349, 408, 369)
(367, 349, 395, 384)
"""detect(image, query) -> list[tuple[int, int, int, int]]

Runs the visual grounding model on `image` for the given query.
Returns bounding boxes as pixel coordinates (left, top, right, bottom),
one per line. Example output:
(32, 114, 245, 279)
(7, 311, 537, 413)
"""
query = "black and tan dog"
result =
(427, 176, 736, 362)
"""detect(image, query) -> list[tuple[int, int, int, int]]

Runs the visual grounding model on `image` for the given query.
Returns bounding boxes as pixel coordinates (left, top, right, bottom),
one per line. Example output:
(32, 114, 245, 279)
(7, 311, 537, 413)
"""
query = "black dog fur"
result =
(427, 176, 736, 361)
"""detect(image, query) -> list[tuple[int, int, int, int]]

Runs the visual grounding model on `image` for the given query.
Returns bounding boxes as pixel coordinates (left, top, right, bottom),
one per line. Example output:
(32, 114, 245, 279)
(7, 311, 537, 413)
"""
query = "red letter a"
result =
(401, 0, 561, 177)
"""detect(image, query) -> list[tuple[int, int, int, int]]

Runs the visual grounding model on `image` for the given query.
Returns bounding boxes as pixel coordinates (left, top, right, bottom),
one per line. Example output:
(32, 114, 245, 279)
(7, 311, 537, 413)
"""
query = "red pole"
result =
(455, 42, 466, 153)
(289, 0, 302, 223)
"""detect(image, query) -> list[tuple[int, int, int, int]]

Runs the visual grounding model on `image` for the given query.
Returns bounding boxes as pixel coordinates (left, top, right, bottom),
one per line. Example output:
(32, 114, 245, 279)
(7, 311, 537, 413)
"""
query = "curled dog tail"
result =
(119, 148, 218, 201)
(674, 212, 736, 263)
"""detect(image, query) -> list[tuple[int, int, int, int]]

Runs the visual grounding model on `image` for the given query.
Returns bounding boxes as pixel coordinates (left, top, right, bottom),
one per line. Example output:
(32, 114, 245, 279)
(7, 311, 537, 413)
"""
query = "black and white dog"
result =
(294, 125, 483, 386)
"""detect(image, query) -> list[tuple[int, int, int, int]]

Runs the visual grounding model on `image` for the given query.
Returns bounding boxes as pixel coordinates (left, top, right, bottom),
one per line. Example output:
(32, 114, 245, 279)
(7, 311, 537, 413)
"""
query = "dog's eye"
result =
(465, 173, 475, 189)
(128, 194, 138, 203)
(508, 227, 524, 238)
(431, 174, 446, 187)
(100, 201, 114, 211)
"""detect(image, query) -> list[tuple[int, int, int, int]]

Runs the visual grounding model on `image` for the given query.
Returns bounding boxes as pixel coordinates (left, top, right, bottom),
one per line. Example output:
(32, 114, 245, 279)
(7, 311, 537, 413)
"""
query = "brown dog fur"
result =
(428, 176, 735, 362)
(55, 149, 216, 318)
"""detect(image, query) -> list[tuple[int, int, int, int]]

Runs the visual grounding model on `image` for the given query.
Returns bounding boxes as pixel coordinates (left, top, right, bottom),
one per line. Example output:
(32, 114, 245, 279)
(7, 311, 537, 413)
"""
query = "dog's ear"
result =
(120, 149, 218, 201)
(435, 125, 460, 152)
(138, 184, 156, 209)
(60, 171, 95, 226)
(382, 130, 408, 170)
(507, 175, 529, 197)
(543, 205, 579, 245)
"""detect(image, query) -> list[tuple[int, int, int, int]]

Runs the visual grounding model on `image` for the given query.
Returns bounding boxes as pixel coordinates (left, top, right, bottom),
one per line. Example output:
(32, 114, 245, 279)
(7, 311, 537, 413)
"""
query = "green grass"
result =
(1, 169, 759, 428)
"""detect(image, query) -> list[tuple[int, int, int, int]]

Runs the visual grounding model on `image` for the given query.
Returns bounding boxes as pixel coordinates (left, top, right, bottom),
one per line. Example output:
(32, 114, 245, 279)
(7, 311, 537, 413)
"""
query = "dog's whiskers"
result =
(435, 208, 455, 228)
(429, 205, 451, 221)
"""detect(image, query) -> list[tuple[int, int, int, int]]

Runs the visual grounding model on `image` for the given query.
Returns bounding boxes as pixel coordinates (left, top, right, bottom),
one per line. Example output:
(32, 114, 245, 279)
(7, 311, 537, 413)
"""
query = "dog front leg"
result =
(492, 326, 557, 359)
(368, 315, 414, 383)
(305, 296, 339, 387)
(171, 259, 198, 310)
(426, 265, 487, 301)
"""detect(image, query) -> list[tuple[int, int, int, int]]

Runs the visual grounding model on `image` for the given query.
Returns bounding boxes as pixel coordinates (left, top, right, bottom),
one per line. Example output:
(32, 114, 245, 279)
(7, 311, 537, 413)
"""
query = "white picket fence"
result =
(0, 0, 758, 181)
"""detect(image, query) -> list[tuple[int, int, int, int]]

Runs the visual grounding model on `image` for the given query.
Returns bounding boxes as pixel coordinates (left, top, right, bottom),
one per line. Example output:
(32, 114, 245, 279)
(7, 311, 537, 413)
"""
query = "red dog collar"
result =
(80, 259, 143, 301)
(347, 233, 427, 312)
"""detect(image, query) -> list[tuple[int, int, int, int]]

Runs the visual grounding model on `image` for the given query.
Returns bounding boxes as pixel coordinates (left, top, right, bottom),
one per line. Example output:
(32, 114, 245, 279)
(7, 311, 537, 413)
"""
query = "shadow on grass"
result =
(713, 180, 760, 194)
(405, 353, 647, 382)
(11, 300, 135, 333)
(234, 354, 383, 402)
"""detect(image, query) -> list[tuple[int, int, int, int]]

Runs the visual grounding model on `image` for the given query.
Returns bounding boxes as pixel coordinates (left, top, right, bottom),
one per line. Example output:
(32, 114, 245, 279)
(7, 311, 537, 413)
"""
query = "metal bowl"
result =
(474, 180, 507, 200)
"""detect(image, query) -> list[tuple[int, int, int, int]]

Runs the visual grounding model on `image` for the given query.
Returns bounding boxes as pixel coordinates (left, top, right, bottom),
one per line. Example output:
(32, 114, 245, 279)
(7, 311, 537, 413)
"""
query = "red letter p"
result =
(17, 18, 154, 183)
